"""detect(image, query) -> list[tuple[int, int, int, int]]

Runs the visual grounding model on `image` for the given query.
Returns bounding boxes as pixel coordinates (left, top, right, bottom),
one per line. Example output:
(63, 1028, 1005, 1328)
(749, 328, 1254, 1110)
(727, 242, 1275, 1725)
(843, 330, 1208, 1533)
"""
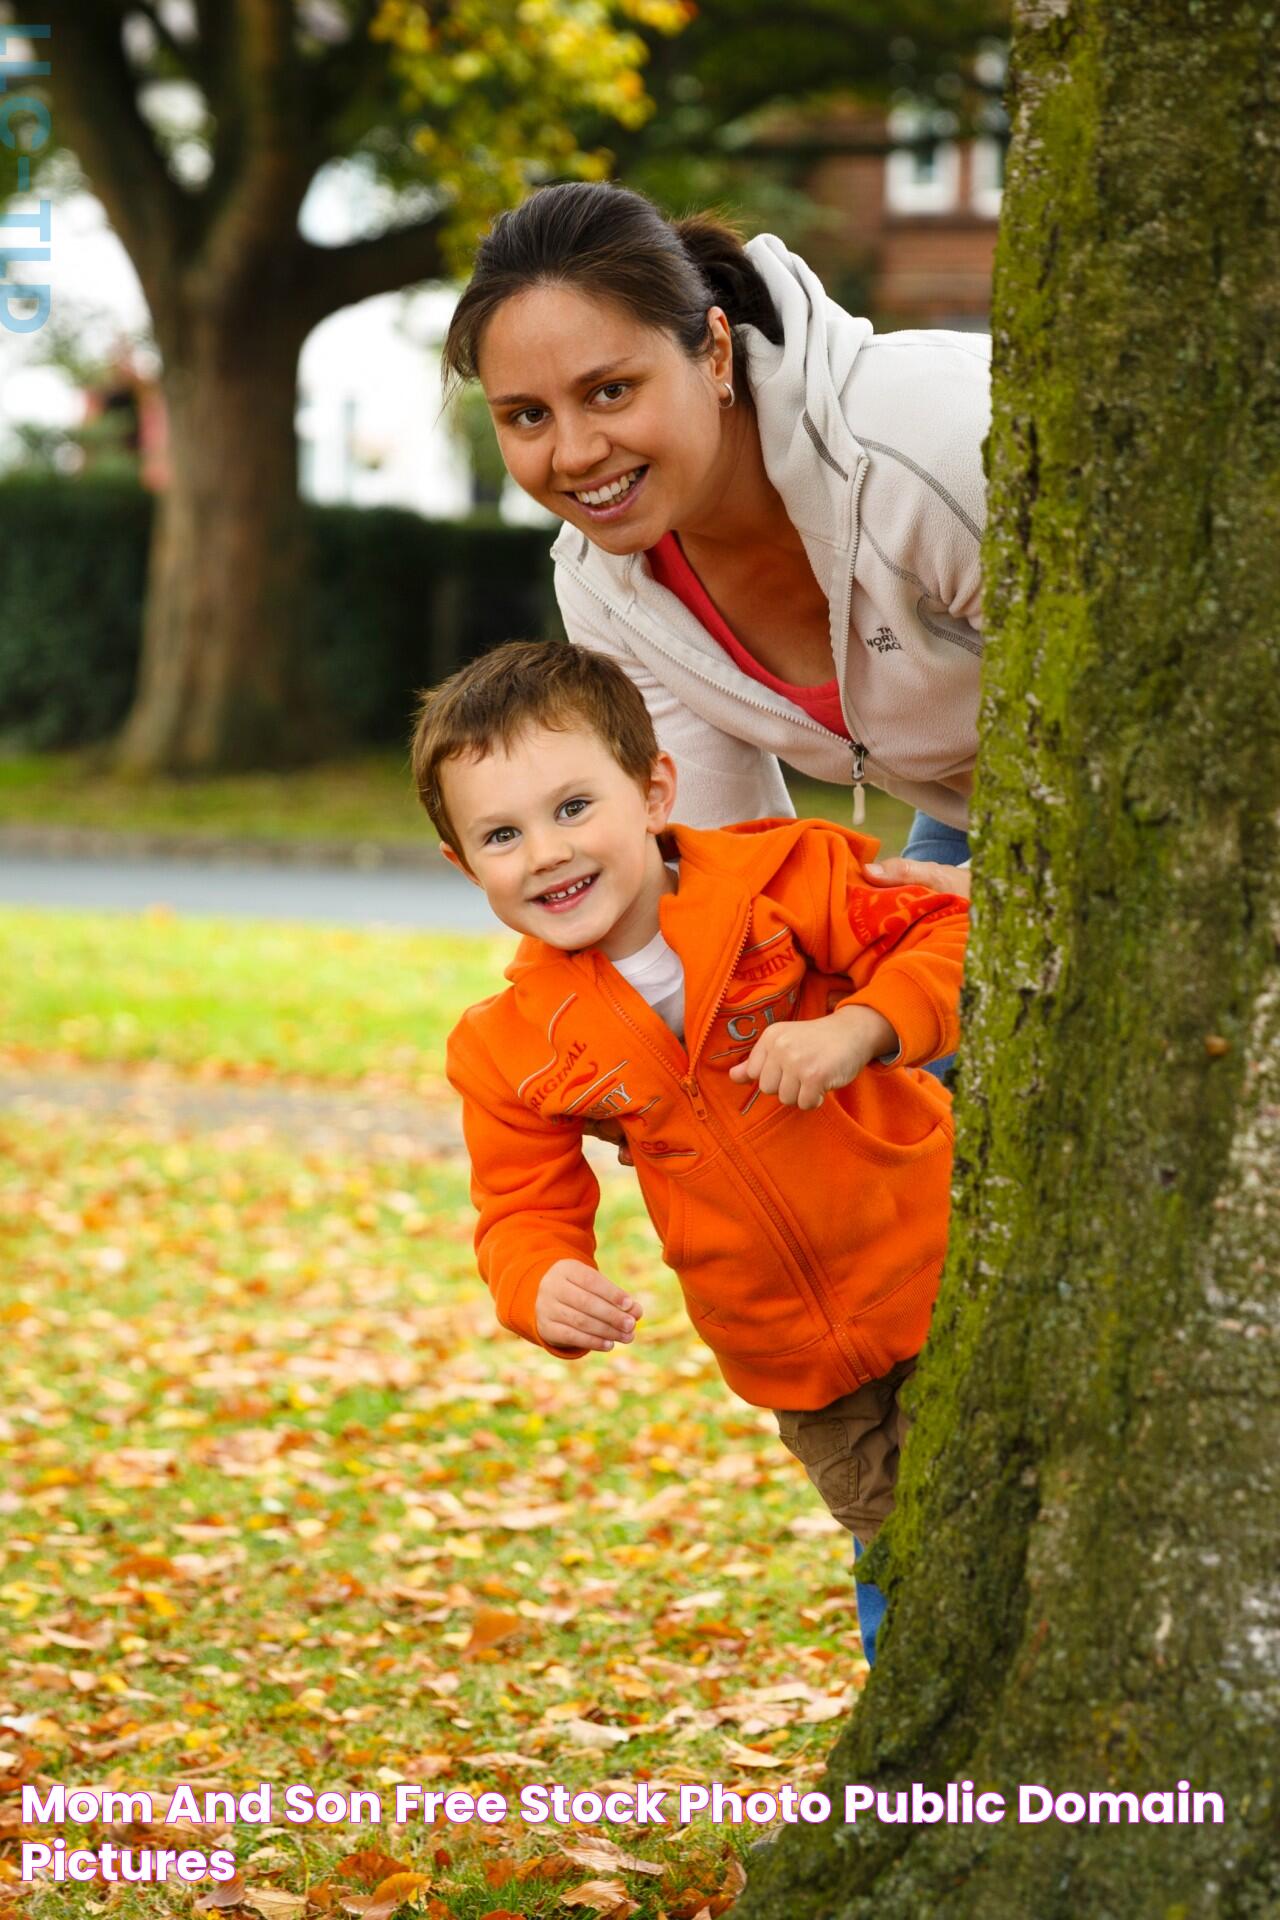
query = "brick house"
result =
(760, 96, 1005, 331)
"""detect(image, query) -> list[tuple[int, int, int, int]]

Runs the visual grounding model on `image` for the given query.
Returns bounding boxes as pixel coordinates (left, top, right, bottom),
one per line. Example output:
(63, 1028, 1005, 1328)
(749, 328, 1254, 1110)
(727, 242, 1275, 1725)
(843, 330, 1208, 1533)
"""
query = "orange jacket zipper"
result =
(599, 919, 868, 1389)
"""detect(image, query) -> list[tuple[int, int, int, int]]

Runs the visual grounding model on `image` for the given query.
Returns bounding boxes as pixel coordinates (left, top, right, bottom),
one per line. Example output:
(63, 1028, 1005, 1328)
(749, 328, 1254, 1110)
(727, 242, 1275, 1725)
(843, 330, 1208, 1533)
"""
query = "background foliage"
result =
(0, 481, 555, 751)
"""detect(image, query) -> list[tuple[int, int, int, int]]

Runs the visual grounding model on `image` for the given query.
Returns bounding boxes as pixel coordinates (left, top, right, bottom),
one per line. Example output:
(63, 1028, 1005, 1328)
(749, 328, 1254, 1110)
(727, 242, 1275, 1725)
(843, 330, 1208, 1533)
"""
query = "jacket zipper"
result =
(602, 921, 867, 1388)
(559, 556, 879, 838)
(851, 741, 867, 827)
(830, 449, 872, 831)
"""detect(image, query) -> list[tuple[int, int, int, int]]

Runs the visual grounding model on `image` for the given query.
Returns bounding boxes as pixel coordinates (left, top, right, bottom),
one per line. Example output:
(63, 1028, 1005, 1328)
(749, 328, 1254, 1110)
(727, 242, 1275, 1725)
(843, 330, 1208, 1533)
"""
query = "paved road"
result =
(0, 1064, 626, 1175)
(0, 853, 504, 931)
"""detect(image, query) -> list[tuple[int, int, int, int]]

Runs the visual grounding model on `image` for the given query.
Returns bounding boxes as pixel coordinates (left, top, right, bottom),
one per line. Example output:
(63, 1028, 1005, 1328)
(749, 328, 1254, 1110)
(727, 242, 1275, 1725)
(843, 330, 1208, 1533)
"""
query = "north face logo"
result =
(867, 626, 902, 653)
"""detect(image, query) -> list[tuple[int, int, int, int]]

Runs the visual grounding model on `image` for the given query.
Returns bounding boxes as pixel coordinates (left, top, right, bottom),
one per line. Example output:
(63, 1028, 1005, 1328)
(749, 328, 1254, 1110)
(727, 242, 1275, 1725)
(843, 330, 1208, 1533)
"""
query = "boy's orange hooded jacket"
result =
(446, 818, 967, 1410)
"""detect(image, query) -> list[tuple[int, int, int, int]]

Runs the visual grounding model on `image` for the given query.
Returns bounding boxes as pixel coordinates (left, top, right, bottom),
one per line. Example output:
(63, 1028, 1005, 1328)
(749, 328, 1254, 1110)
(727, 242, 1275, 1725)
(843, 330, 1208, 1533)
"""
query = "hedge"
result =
(0, 477, 558, 749)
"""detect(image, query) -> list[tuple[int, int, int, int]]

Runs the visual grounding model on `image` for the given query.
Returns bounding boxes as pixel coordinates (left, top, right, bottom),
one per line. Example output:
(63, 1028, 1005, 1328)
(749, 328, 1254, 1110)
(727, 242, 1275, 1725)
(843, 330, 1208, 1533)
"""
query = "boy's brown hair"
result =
(412, 639, 660, 858)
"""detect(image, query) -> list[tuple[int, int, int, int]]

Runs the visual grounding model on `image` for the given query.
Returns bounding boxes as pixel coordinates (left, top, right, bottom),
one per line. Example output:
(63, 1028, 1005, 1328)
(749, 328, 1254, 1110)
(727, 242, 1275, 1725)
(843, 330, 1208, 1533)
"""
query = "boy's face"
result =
(439, 723, 677, 958)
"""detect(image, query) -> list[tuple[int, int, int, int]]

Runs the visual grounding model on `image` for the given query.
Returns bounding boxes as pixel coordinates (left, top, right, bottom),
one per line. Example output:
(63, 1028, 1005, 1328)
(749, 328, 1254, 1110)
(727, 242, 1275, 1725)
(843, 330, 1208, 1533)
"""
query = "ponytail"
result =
(673, 212, 784, 347)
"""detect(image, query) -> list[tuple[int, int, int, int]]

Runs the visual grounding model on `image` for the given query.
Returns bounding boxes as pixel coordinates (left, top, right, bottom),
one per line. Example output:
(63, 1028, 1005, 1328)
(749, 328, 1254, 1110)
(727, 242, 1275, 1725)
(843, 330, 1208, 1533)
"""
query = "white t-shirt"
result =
(612, 927, 686, 1042)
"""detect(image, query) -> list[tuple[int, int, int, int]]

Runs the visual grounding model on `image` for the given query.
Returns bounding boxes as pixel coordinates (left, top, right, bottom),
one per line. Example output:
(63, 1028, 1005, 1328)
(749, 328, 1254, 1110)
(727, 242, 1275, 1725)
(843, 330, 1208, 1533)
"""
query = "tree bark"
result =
(115, 297, 330, 772)
(738, 4, 1280, 1915)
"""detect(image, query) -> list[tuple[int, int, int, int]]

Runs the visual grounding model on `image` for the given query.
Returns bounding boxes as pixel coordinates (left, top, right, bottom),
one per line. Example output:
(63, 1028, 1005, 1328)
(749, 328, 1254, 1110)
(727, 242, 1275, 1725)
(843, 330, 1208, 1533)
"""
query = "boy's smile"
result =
(439, 723, 678, 959)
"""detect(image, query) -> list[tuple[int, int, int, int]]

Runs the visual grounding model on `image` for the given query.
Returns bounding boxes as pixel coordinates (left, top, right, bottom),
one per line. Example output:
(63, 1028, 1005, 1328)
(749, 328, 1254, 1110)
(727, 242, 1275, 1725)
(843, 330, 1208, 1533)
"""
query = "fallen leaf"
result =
(335, 1851, 414, 1888)
(465, 1607, 522, 1654)
(492, 1503, 574, 1529)
(195, 1876, 250, 1911)
(799, 1691, 850, 1724)
(560, 1881, 639, 1917)
(394, 1753, 453, 1780)
(358, 1871, 432, 1920)
(721, 1737, 786, 1767)
(244, 1890, 308, 1920)
(559, 1840, 664, 1878)
(560, 1718, 634, 1750)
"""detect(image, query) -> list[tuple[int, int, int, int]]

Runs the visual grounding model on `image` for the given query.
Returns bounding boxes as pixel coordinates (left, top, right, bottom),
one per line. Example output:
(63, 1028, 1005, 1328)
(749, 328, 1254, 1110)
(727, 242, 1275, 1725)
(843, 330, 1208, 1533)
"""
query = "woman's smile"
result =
(565, 465, 650, 521)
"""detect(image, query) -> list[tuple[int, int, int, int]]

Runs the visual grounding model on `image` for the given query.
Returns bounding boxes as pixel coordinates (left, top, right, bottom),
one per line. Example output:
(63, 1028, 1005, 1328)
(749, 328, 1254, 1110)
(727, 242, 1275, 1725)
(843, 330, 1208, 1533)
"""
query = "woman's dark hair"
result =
(442, 182, 783, 396)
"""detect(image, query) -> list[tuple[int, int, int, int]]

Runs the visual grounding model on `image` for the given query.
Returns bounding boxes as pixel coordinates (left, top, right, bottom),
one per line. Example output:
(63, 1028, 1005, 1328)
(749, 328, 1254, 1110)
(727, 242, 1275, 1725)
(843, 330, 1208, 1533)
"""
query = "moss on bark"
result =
(736, 3, 1280, 1914)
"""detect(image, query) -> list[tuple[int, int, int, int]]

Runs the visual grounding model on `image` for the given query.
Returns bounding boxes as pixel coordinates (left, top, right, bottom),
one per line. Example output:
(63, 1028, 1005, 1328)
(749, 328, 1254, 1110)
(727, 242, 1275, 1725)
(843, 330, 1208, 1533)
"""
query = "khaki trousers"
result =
(773, 1358, 917, 1546)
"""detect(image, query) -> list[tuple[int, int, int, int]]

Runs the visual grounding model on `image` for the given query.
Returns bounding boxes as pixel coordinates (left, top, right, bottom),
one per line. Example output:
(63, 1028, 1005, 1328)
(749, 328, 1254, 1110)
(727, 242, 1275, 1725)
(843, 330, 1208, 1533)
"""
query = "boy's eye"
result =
(483, 825, 518, 846)
(559, 797, 590, 819)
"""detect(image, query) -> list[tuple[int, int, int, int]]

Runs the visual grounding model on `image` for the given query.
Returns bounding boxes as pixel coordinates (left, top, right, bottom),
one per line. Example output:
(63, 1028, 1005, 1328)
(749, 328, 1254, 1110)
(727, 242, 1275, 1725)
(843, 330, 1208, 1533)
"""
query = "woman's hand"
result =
(864, 857, 970, 900)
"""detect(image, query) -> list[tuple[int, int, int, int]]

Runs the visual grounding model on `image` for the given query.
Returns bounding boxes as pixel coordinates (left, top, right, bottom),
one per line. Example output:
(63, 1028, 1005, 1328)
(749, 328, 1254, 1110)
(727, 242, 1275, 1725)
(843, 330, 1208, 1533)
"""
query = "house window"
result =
(885, 105, 960, 215)
(970, 136, 1005, 217)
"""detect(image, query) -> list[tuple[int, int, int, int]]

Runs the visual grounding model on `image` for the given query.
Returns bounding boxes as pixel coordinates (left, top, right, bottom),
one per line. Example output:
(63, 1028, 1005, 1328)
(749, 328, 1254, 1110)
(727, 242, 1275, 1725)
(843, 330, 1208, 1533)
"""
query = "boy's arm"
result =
(808, 827, 969, 1069)
(447, 1016, 605, 1359)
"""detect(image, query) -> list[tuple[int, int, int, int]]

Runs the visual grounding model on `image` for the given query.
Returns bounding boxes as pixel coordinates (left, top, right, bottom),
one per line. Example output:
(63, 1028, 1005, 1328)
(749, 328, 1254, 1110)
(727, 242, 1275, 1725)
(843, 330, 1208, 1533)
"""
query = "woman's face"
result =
(476, 284, 735, 553)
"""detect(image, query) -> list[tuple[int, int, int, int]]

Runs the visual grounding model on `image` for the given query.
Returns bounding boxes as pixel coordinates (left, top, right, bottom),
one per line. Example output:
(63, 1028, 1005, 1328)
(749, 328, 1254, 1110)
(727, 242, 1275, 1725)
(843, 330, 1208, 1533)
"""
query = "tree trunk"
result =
(739, 4, 1279, 1916)
(114, 300, 336, 774)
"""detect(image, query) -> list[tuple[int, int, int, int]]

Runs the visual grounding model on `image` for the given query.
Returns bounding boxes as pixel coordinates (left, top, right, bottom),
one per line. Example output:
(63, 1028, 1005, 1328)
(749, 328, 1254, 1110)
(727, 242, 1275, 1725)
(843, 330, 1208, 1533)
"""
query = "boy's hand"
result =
(728, 1007, 898, 1110)
(535, 1259, 643, 1353)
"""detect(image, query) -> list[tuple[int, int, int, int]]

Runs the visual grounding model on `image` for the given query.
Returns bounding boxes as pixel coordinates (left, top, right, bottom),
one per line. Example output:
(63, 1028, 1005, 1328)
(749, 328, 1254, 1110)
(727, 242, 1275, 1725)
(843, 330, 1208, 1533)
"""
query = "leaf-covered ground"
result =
(1, 910, 864, 1920)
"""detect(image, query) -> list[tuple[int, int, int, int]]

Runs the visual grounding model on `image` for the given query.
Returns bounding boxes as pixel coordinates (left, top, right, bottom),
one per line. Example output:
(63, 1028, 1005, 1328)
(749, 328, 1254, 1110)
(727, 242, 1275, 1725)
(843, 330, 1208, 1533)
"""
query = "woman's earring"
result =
(719, 380, 735, 410)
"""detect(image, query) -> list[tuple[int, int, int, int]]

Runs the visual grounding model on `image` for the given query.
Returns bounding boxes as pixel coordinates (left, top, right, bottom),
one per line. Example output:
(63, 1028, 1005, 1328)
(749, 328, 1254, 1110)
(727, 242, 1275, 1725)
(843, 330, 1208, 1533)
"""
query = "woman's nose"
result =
(553, 414, 611, 481)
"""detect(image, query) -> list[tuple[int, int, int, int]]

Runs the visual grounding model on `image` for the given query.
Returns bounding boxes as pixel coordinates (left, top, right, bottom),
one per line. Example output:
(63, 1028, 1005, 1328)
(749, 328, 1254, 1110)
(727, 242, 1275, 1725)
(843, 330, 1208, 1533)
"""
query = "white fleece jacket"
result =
(551, 233, 991, 832)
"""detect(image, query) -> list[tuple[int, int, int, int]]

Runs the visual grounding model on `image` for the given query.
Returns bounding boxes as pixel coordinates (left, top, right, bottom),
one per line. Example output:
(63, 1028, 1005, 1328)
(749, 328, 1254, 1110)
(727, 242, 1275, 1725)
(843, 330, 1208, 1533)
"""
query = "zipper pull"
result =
(851, 742, 867, 827)
(681, 1074, 709, 1122)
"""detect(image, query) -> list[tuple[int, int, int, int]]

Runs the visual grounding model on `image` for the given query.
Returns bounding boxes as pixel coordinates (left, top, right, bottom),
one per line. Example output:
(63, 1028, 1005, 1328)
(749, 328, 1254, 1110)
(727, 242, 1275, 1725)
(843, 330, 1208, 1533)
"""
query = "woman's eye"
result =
(595, 382, 628, 403)
(510, 407, 545, 428)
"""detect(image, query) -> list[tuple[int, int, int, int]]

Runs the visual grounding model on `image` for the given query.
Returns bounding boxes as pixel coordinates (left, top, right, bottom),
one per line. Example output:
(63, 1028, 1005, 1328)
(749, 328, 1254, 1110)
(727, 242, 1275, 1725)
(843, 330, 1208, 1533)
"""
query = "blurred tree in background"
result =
(38, 0, 686, 773)
(26, 0, 1004, 772)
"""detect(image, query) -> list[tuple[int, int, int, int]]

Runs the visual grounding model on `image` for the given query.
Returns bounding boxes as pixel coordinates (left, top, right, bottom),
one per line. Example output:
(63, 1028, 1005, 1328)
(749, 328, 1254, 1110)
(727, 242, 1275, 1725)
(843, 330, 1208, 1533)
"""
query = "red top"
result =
(647, 532, 849, 739)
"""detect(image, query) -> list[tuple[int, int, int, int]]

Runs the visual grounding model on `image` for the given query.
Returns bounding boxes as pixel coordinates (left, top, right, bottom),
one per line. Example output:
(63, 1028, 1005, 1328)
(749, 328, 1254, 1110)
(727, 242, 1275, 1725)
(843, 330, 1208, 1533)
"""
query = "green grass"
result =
(0, 750, 428, 845)
(0, 750, 915, 854)
(0, 912, 513, 1086)
(0, 903, 866, 1915)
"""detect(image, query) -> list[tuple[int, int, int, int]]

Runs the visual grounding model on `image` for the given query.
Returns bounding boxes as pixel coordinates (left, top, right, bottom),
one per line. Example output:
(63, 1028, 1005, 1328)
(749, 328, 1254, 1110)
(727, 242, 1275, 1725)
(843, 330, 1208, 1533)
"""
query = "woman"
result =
(442, 181, 987, 895)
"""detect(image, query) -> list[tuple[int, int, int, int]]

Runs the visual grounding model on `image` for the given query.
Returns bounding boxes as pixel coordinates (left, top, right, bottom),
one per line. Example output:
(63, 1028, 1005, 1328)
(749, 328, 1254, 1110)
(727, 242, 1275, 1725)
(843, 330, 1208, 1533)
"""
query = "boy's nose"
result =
(527, 829, 574, 872)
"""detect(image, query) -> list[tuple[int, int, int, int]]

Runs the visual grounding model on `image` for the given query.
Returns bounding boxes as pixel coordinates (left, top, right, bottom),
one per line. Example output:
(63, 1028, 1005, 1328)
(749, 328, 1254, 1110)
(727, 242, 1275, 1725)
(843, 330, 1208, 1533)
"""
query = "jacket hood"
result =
(501, 816, 878, 989)
(740, 235, 874, 540)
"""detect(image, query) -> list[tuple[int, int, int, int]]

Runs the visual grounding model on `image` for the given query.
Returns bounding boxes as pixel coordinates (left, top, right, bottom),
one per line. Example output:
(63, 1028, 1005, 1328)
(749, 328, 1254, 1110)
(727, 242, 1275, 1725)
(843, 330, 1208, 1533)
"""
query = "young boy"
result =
(414, 641, 968, 1664)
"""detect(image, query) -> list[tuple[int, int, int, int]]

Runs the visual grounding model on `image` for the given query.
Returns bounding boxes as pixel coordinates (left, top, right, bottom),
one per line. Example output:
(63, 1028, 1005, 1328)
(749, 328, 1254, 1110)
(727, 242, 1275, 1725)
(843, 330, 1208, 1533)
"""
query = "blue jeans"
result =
(901, 810, 970, 1084)
(900, 811, 971, 870)
(853, 1537, 888, 1666)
